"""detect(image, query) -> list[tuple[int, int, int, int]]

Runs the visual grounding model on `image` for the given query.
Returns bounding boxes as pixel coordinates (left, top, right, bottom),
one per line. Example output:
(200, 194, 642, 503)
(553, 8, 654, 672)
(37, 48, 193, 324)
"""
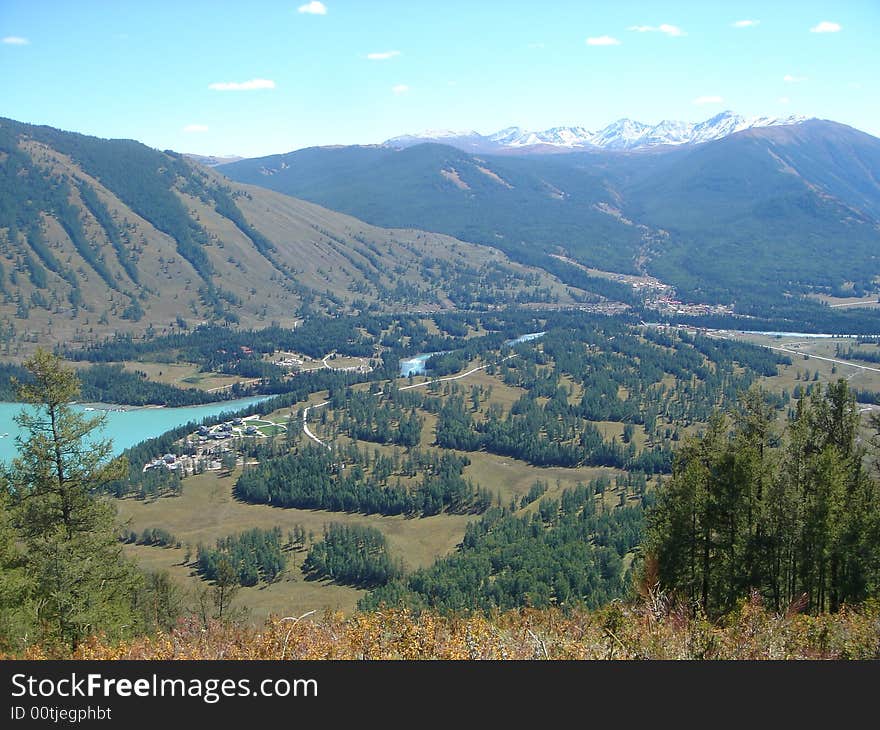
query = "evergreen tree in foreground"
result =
(642, 382, 880, 618)
(3, 349, 142, 650)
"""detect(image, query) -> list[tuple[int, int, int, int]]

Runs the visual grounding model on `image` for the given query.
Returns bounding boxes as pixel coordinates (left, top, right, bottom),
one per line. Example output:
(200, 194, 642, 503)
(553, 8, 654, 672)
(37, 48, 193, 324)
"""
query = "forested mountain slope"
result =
(223, 121, 880, 319)
(0, 118, 570, 355)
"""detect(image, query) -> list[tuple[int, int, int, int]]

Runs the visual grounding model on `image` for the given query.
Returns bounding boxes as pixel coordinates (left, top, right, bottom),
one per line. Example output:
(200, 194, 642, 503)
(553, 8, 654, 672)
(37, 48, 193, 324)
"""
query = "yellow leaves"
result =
(6, 602, 878, 660)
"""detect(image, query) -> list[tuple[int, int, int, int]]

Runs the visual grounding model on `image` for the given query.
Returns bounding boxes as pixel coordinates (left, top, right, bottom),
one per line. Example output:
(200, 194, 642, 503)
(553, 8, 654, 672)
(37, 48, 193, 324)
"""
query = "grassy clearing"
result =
(115, 469, 473, 622)
(119, 360, 250, 391)
(123, 542, 365, 619)
(734, 334, 880, 397)
(806, 293, 880, 308)
(321, 355, 371, 370)
(461, 450, 624, 507)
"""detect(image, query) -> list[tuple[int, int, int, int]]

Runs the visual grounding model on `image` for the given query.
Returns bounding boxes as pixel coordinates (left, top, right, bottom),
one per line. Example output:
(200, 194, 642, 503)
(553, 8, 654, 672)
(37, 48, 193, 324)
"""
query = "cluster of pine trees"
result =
(643, 382, 880, 617)
(234, 444, 491, 517)
(65, 319, 374, 365)
(435, 390, 673, 473)
(332, 388, 423, 447)
(362, 479, 647, 612)
(196, 527, 286, 587)
(0, 361, 243, 406)
(302, 524, 403, 588)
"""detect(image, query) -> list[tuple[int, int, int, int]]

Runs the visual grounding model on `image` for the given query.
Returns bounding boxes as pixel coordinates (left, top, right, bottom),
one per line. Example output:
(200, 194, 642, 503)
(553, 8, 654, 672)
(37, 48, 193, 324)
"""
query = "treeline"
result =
(79, 364, 224, 406)
(0, 362, 224, 406)
(302, 524, 403, 588)
(852, 389, 880, 405)
(64, 320, 374, 366)
(361, 479, 647, 613)
(540, 256, 645, 307)
(0, 363, 29, 400)
(235, 444, 491, 517)
(197, 527, 286, 587)
(120, 527, 178, 548)
(643, 382, 880, 617)
(667, 298, 880, 336)
(417, 255, 560, 309)
(59, 308, 602, 383)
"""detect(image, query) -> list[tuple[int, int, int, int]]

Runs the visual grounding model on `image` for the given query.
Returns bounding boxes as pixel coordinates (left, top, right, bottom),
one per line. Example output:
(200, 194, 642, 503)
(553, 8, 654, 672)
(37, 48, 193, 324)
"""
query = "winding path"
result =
(301, 401, 331, 450)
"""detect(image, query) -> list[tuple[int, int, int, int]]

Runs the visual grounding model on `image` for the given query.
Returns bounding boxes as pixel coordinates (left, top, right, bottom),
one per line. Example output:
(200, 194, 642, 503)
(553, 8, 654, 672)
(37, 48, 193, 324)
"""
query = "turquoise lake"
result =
(0, 396, 271, 462)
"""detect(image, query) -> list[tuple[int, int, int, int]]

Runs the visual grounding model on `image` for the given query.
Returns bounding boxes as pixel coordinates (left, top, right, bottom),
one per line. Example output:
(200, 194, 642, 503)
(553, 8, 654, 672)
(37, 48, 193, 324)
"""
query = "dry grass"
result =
(117, 360, 251, 391)
(17, 596, 880, 660)
(463, 451, 622, 506)
(114, 469, 473, 623)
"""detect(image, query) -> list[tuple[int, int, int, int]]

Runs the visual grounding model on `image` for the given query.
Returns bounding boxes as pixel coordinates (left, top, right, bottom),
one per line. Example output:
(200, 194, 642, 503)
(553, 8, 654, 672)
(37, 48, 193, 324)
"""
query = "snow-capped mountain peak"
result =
(488, 126, 526, 143)
(588, 119, 650, 149)
(385, 128, 480, 145)
(383, 112, 812, 153)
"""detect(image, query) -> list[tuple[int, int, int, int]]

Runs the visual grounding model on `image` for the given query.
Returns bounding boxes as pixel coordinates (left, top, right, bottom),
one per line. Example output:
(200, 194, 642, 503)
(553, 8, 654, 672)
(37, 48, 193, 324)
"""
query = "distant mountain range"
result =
(3, 112, 877, 346)
(384, 111, 810, 153)
(223, 118, 880, 328)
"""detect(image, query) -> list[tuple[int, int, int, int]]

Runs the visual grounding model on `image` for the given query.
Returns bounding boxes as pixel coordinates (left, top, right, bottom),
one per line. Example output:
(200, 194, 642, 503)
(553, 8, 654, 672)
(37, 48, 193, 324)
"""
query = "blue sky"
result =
(2, 1, 878, 157)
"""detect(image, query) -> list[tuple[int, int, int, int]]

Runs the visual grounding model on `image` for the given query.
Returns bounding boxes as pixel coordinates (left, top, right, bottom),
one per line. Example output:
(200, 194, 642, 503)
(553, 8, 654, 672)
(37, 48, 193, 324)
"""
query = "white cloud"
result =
(183, 124, 209, 133)
(208, 78, 276, 91)
(810, 21, 841, 33)
(783, 74, 807, 83)
(732, 20, 759, 28)
(627, 24, 686, 37)
(778, 96, 790, 104)
(2, 36, 29, 45)
(298, 1, 327, 14)
(693, 95, 723, 105)
(586, 35, 621, 46)
(391, 84, 409, 95)
(367, 50, 400, 60)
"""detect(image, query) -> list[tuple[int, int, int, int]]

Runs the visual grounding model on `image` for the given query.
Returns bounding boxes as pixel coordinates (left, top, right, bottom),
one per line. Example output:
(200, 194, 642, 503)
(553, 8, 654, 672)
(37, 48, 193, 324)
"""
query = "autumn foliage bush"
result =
(5, 596, 879, 661)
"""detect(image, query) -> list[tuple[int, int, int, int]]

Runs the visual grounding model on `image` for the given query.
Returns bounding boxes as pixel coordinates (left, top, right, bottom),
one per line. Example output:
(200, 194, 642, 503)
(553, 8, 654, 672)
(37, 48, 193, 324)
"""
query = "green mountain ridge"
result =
(223, 121, 880, 318)
(0, 118, 574, 355)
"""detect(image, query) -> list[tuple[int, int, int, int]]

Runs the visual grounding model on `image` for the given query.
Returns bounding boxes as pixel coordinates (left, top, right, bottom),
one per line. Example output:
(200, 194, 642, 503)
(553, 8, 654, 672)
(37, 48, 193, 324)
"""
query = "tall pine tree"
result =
(5, 350, 142, 650)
